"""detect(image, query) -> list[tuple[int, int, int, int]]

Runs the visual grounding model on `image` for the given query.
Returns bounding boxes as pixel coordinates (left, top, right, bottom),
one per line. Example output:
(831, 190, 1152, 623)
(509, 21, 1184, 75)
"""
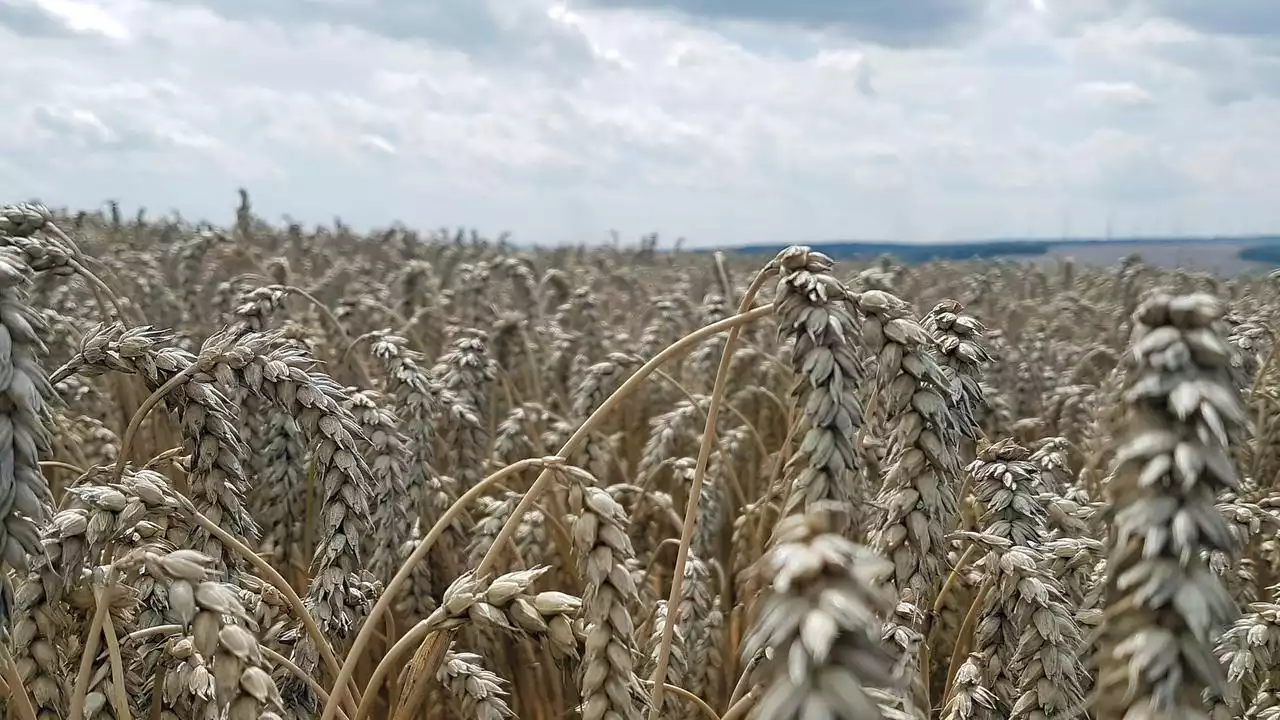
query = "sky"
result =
(1, 0, 1278, 246)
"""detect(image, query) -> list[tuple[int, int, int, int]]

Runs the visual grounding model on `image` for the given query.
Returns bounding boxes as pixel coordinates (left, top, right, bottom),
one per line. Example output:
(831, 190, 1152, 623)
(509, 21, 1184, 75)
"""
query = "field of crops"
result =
(0, 194, 1275, 720)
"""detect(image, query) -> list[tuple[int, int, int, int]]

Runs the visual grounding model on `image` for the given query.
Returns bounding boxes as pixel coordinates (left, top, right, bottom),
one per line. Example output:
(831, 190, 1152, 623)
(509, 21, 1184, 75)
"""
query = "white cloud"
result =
(1075, 80, 1155, 107)
(358, 134, 398, 156)
(1, 0, 1278, 244)
(30, 0, 130, 40)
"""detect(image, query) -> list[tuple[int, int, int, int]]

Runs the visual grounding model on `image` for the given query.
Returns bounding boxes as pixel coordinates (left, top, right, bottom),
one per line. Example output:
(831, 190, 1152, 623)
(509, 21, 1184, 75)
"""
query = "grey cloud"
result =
(1088, 153, 1192, 203)
(1040, 0, 1280, 40)
(188, 0, 500, 47)
(1051, 1, 1280, 102)
(575, 0, 991, 46)
(29, 107, 118, 149)
(162, 0, 597, 67)
(0, 2, 83, 37)
(1149, 0, 1280, 38)
(1060, 0, 1280, 37)
(24, 106, 184, 158)
(1159, 40, 1280, 101)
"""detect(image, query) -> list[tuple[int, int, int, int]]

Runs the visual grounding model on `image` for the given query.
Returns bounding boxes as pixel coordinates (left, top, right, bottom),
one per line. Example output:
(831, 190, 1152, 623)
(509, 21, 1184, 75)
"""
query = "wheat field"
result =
(0, 193, 1274, 720)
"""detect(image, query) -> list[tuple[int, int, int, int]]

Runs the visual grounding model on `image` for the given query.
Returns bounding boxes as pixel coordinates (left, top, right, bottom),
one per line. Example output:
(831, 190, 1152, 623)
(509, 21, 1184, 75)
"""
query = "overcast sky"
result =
(1, 0, 1278, 245)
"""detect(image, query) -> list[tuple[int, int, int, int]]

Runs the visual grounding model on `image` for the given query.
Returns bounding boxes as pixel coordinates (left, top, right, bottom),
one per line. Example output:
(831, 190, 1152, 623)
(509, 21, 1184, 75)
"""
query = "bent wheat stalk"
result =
(648, 257, 774, 719)
(372, 303, 777, 720)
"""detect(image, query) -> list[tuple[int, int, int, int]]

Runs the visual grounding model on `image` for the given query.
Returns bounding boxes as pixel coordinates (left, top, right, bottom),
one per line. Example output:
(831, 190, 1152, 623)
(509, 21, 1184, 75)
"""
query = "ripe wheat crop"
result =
(0, 192, 1277, 720)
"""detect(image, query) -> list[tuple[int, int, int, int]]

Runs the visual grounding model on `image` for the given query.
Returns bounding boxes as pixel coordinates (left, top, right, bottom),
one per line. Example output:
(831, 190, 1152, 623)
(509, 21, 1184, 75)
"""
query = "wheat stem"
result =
(648, 264, 772, 718)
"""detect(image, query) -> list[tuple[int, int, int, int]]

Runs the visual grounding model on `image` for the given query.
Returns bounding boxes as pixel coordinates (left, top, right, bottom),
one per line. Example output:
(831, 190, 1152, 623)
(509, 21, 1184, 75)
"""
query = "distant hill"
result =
(714, 236, 1280, 275)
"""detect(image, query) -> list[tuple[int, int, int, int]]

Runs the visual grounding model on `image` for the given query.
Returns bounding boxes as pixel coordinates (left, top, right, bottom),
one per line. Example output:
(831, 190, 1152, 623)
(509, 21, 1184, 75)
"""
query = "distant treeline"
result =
(712, 237, 1280, 266)
(722, 240, 1052, 263)
(1239, 245, 1280, 265)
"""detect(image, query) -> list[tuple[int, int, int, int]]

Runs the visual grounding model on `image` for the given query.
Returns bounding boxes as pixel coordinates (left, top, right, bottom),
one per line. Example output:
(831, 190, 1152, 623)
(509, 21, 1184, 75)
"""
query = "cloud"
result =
(0, 1, 88, 37)
(150, 0, 603, 68)
(1069, 13, 1280, 104)
(0, 0, 1277, 245)
(1035, 0, 1280, 38)
(1075, 80, 1155, 107)
(572, 0, 992, 47)
(1147, 0, 1280, 38)
(0, 0, 131, 38)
